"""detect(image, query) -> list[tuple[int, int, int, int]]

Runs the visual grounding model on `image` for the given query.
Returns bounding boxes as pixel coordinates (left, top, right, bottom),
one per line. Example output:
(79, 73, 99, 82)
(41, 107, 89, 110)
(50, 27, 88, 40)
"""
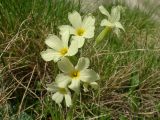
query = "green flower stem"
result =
(95, 26, 111, 45)
(66, 93, 77, 120)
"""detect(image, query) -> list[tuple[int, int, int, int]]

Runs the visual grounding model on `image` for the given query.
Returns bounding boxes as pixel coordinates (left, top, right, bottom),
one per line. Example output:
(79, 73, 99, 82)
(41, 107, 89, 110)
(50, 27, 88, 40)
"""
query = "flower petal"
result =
(68, 11, 82, 28)
(46, 82, 57, 92)
(83, 26, 95, 38)
(90, 82, 99, 90)
(55, 74, 71, 88)
(41, 49, 61, 62)
(100, 19, 114, 27)
(68, 80, 80, 93)
(61, 30, 70, 47)
(72, 36, 85, 48)
(82, 16, 95, 38)
(75, 57, 90, 71)
(99, 5, 110, 18)
(80, 69, 100, 83)
(45, 34, 63, 50)
(65, 94, 72, 107)
(58, 57, 74, 73)
(83, 82, 98, 92)
(114, 28, 120, 37)
(59, 25, 75, 35)
(67, 40, 79, 56)
(111, 6, 120, 22)
(82, 15, 95, 29)
(52, 92, 63, 104)
(114, 22, 125, 31)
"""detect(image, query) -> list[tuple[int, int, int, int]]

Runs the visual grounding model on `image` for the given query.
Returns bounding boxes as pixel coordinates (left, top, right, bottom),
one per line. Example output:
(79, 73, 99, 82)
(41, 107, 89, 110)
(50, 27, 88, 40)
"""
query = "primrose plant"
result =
(41, 5, 124, 107)
(96, 5, 125, 44)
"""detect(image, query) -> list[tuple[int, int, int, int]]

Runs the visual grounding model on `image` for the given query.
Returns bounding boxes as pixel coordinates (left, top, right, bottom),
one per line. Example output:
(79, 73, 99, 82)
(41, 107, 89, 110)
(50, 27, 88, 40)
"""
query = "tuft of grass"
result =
(0, 0, 160, 119)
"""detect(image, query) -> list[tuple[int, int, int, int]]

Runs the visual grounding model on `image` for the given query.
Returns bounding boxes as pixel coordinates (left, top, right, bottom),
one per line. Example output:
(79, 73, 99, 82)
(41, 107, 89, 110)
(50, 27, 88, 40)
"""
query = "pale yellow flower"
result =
(41, 31, 78, 62)
(56, 57, 100, 93)
(59, 11, 95, 48)
(99, 5, 125, 36)
(46, 82, 72, 107)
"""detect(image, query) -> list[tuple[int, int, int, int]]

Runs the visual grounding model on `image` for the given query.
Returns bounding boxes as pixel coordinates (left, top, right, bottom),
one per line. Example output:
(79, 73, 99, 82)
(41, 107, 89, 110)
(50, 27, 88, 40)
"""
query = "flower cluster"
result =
(41, 6, 124, 107)
(41, 11, 99, 107)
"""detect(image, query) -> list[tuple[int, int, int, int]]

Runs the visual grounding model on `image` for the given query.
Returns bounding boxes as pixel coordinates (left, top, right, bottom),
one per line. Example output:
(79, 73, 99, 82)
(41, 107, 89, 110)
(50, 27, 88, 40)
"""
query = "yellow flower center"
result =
(59, 88, 67, 94)
(70, 70, 80, 79)
(59, 48, 68, 55)
(76, 27, 85, 36)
